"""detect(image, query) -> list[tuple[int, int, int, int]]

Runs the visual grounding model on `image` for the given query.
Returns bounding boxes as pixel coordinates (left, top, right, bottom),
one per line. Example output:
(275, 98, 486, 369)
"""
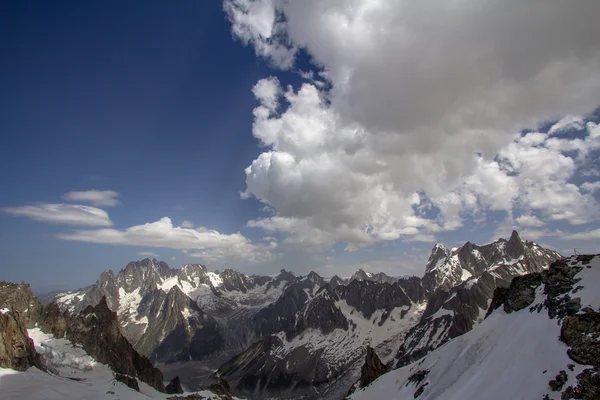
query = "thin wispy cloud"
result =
(57, 217, 276, 265)
(138, 251, 159, 258)
(63, 190, 120, 207)
(3, 204, 113, 227)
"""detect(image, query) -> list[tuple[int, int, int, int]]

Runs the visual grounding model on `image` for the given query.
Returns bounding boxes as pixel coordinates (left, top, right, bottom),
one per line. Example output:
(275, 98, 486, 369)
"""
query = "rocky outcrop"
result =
(358, 347, 388, 389)
(485, 272, 543, 316)
(0, 281, 43, 329)
(115, 373, 141, 391)
(0, 311, 42, 371)
(40, 296, 166, 392)
(166, 376, 184, 394)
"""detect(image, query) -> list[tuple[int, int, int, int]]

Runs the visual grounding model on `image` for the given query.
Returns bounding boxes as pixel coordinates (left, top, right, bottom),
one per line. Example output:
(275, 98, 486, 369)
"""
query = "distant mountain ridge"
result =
(51, 230, 561, 399)
(350, 254, 600, 400)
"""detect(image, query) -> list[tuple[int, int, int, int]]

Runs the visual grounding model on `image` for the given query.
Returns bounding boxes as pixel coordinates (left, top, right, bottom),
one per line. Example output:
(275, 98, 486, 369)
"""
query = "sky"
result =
(1, 1, 600, 293)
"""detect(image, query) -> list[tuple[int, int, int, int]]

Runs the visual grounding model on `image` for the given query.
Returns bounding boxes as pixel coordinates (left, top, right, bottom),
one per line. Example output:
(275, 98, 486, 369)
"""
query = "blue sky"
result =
(1, 1, 599, 292)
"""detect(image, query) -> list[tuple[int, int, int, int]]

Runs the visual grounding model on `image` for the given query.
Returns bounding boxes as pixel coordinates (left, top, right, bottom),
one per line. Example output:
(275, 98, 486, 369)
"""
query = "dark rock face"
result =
(549, 370, 568, 391)
(115, 373, 140, 392)
(252, 282, 309, 337)
(166, 376, 184, 394)
(215, 336, 327, 400)
(0, 281, 43, 329)
(335, 280, 416, 320)
(486, 273, 543, 316)
(561, 311, 600, 367)
(44, 296, 166, 392)
(0, 311, 42, 371)
(134, 286, 224, 363)
(358, 347, 388, 389)
(285, 286, 348, 340)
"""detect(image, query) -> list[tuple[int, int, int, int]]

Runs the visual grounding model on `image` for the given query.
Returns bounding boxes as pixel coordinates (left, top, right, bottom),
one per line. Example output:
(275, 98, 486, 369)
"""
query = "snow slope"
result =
(0, 328, 240, 400)
(350, 256, 600, 400)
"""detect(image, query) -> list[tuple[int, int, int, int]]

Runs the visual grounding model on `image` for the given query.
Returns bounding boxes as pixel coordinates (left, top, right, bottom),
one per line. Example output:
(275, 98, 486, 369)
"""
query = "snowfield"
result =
(350, 256, 600, 400)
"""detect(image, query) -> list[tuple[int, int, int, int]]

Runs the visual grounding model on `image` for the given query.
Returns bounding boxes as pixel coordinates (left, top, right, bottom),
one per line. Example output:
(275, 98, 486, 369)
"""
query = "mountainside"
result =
(0, 281, 239, 400)
(350, 254, 600, 400)
(51, 231, 561, 399)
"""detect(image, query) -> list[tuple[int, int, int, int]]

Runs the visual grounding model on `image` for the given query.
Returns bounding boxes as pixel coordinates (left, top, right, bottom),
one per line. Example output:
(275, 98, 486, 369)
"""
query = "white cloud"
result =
(563, 229, 600, 241)
(224, 0, 296, 68)
(180, 220, 194, 228)
(227, 0, 600, 250)
(138, 251, 158, 258)
(62, 190, 120, 207)
(515, 214, 545, 228)
(581, 181, 600, 193)
(3, 204, 113, 226)
(547, 115, 585, 136)
(56, 217, 274, 265)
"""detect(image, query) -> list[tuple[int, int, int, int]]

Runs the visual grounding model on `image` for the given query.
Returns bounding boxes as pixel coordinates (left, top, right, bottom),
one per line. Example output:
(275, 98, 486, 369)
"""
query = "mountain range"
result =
(46, 230, 560, 399)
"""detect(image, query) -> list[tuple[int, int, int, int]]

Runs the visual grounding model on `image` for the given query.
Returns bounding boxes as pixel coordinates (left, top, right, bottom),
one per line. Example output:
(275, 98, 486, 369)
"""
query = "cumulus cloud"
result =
(62, 190, 120, 207)
(3, 204, 113, 227)
(56, 217, 275, 265)
(227, 1, 600, 249)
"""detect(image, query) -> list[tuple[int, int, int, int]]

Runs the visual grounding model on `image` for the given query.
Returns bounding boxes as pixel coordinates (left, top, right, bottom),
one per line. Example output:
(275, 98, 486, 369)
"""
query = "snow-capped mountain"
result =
(395, 231, 561, 367)
(54, 259, 297, 363)
(422, 230, 559, 292)
(350, 254, 600, 400)
(49, 230, 561, 399)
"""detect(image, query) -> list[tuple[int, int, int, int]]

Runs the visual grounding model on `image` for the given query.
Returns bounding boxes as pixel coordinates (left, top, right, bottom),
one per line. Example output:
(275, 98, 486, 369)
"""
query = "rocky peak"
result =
(371, 272, 398, 284)
(166, 376, 184, 394)
(425, 243, 451, 273)
(264, 269, 296, 292)
(219, 269, 254, 293)
(358, 346, 388, 389)
(506, 230, 525, 259)
(178, 264, 211, 288)
(117, 258, 173, 292)
(350, 269, 372, 282)
(329, 275, 346, 289)
(306, 271, 324, 286)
